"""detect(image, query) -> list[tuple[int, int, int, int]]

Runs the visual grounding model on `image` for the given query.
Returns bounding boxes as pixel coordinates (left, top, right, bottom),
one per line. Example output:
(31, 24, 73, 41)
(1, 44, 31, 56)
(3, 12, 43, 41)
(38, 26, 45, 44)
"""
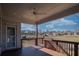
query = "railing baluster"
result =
(69, 43, 70, 55)
(44, 40, 47, 48)
(78, 45, 79, 56)
(78, 45, 79, 55)
(66, 43, 68, 54)
(58, 42, 60, 52)
(71, 44, 73, 56)
(70, 44, 71, 55)
(67, 43, 69, 53)
(73, 44, 74, 56)
(74, 43, 78, 56)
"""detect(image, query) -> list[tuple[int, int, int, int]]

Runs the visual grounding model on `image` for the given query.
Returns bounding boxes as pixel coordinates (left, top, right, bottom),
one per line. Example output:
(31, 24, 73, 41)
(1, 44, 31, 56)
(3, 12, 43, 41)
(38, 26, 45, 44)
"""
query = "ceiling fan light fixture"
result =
(33, 11, 37, 15)
(32, 7, 37, 15)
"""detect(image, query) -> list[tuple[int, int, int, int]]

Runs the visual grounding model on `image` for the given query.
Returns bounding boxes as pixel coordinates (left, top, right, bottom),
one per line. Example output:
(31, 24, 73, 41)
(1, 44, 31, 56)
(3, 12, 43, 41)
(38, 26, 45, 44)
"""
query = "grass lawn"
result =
(52, 35, 79, 43)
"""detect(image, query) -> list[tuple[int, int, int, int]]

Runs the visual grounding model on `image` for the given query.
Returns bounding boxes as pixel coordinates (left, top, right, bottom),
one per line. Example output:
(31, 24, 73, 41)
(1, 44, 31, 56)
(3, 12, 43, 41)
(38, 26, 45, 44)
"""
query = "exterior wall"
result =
(0, 4, 2, 55)
(0, 4, 21, 54)
(0, 17, 1, 54)
(1, 20, 21, 51)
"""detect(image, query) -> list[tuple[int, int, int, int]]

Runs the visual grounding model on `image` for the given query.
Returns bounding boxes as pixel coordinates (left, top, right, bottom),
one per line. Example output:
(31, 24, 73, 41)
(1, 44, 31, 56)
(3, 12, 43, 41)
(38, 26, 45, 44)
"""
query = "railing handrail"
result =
(44, 39, 79, 56)
(51, 39, 79, 44)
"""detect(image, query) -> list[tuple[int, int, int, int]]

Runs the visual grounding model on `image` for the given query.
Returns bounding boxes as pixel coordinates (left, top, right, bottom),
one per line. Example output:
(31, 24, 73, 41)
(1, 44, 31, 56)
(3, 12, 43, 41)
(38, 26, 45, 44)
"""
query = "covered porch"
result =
(0, 3, 79, 56)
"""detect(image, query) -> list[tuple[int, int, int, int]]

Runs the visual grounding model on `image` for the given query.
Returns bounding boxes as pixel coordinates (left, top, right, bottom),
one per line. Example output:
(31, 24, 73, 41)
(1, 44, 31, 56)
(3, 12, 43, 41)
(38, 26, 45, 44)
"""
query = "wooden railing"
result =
(44, 39, 79, 56)
(21, 37, 44, 48)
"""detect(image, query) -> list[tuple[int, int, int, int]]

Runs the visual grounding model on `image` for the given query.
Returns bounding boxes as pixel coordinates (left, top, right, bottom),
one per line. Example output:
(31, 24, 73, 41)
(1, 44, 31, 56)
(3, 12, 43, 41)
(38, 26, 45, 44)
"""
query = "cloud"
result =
(26, 27, 35, 31)
(52, 28, 68, 31)
(46, 24, 54, 28)
(21, 23, 35, 31)
(49, 18, 77, 26)
(41, 29, 47, 32)
(43, 18, 78, 31)
(65, 22, 77, 26)
(59, 18, 77, 26)
(21, 23, 35, 28)
(22, 27, 35, 31)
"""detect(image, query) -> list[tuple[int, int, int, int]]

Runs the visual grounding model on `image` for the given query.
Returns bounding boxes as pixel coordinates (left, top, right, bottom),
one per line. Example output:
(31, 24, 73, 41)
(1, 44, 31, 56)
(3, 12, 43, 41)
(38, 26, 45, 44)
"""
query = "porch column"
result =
(35, 24, 38, 45)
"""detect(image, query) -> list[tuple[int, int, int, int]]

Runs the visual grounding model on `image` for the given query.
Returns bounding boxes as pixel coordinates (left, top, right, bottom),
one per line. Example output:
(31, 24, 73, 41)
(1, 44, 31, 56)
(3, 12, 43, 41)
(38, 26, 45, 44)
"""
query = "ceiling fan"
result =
(32, 7, 47, 16)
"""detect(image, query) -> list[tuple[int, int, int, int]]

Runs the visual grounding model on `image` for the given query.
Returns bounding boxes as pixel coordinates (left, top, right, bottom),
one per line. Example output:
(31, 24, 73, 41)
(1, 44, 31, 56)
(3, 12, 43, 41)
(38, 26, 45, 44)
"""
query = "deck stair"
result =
(40, 48, 67, 56)
(44, 40, 68, 55)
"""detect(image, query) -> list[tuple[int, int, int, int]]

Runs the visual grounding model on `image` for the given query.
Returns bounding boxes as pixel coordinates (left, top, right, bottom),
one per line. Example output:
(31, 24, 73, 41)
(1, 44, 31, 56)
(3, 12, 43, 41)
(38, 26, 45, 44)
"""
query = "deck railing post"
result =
(21, 39, 22, 48)
(74, 43, 78, 56)
(42, 38, 43, 44)
(56, 42, 58, 45)
(44, 40, 47, 48)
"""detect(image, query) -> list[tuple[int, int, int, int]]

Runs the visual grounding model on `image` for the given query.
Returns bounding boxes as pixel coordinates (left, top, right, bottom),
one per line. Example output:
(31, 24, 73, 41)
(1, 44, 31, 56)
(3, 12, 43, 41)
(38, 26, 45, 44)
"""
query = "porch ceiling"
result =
(1, 3, 79, 24)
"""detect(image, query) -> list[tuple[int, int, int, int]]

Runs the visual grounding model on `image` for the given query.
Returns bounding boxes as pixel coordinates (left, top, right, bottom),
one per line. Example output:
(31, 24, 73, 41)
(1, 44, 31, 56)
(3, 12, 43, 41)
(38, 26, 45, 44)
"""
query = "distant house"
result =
(74, 30, 79, 35)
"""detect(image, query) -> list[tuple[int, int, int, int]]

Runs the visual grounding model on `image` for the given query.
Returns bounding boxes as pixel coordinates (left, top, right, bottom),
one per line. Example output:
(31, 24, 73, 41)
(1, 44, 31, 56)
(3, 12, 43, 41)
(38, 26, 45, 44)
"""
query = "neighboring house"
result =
(52, 32, 58, 36)
(66, 31, 73, 35)
(41, 30, 79, 37)
(74, 30, 79, 35)
(63, 30, 79, 36)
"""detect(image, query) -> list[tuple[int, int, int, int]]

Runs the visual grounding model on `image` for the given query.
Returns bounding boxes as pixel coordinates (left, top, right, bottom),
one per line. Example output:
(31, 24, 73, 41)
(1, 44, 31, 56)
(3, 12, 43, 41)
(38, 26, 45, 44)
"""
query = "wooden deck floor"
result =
(1, 46, 51, 56)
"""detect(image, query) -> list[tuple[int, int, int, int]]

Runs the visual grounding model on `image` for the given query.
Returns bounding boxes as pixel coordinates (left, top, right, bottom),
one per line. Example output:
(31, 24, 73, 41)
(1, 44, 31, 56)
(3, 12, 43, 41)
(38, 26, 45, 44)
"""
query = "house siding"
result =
(0, 4, 2, 55)
(0, 17, 1, 54)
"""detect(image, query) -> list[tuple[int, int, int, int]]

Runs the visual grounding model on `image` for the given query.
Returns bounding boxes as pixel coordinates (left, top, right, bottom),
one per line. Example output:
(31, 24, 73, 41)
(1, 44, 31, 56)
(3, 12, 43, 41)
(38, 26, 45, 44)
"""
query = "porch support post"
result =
(35, 24, 38, 45)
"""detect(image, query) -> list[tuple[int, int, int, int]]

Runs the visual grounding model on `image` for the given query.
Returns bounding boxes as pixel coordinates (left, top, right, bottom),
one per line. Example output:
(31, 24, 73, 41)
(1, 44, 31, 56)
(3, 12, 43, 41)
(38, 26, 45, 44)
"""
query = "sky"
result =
(21, 13, 79, 32)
